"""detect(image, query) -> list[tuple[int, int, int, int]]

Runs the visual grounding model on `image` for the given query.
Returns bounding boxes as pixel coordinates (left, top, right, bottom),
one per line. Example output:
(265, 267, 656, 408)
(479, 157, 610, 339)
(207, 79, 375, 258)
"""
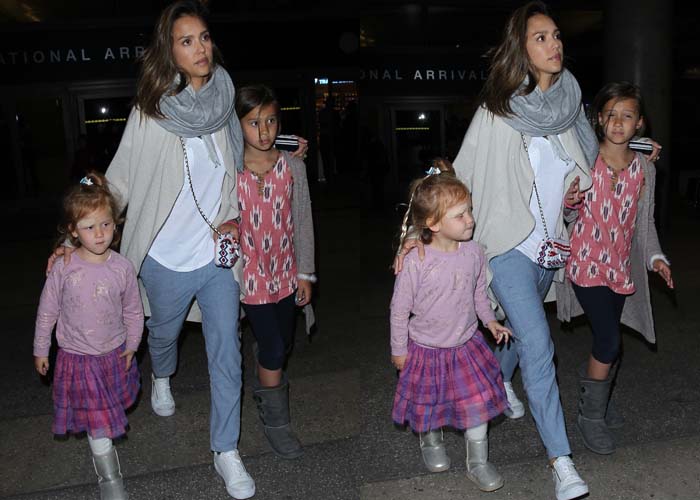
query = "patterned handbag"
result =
(521, 134, 571, 270)
(179, 137, 240, 268)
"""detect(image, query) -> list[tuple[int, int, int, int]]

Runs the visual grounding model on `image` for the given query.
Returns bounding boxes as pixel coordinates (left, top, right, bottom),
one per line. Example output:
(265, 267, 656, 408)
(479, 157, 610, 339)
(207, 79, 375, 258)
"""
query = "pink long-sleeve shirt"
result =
(34, 251, 144, 357)
(390, 241, 496, 356)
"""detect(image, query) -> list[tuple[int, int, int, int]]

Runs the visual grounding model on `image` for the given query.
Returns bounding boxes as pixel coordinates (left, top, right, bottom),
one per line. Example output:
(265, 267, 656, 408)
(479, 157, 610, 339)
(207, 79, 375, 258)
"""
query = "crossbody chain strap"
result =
(520, 133, 551, 240)
(179, 137, 223, 237)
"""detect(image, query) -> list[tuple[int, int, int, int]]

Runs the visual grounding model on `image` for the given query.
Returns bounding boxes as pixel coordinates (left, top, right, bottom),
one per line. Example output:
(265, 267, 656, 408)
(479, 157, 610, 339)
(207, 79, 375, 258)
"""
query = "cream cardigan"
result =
(452, 105, 593, 309)
(106, 108, 240, 321)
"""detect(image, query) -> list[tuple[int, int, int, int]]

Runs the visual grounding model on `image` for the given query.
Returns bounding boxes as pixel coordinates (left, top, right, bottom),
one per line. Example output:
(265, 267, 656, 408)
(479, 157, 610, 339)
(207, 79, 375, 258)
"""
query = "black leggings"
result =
(242, 293, 297, 371)
(572, 284, 627, 365)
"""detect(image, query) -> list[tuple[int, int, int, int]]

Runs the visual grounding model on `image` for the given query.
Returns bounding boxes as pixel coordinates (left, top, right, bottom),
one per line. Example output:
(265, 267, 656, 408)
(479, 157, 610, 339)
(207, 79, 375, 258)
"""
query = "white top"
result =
(148, 137, 226, 271)
(515, 136, 575, 262)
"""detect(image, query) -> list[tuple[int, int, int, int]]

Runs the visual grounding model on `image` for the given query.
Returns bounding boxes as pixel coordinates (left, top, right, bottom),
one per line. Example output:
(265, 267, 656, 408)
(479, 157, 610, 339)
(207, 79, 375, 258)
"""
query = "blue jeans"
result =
(140, 256, 242, 452)
(490, 248, 571, 459)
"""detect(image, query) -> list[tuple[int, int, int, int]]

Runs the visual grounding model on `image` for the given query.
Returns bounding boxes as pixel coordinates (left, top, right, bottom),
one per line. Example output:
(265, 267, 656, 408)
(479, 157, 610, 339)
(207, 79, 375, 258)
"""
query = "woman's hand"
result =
(290, 136, 309, 160)
(644, 138, 662, 162)
(392, 239, 424, 275)
(119, 349, 136, 371)
(391, 354, 407, 371)
(46, 246, 73, 276)
(214, 222, 239, 242)
(486, 320, 512, 344)
(34, 356, 49, 376)
(652, 259, 673, 289)
(564, 176, 585, 208)
(296, 279, 313, 306)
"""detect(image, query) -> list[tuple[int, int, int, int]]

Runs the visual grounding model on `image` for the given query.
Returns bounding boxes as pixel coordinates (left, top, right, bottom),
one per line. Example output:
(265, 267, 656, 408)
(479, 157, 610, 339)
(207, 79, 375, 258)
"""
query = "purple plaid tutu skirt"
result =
(52, 345, 140, 439)
(392, 332, 508, 433)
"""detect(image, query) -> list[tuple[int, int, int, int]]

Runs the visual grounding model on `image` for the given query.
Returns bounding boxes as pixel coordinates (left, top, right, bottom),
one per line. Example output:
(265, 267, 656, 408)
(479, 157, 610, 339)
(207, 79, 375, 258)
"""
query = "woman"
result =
(451, 5, 592, 499)
(50, 2, 306, 499)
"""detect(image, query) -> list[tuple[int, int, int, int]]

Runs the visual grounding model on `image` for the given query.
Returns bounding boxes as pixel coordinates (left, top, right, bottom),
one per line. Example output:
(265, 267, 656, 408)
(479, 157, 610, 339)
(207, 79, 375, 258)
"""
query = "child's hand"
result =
(393, 239, 424, 275)
(652, 259, 673, 289)
(290, 136, 309, 160)
(564, 176, 585, 208)
(119, 349, 136, 371)
(391, 354, 407, 371)
(46, 246, 73, 276)
(486, 321, 511, 344)
(34, 356, 49, 376)
(296, 279, 313, 306)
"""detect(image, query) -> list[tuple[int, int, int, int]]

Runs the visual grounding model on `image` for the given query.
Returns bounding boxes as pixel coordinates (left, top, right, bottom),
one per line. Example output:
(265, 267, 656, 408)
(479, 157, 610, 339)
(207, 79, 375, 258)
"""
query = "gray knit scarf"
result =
(502, 69, 598, 166)
(158, 65, 244, 172)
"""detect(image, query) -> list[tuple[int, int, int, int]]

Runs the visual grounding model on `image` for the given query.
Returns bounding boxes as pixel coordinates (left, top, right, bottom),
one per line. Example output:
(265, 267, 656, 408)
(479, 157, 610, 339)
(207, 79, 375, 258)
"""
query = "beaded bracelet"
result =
(297, 273, 317, 283)
(564, 201, 581, 210)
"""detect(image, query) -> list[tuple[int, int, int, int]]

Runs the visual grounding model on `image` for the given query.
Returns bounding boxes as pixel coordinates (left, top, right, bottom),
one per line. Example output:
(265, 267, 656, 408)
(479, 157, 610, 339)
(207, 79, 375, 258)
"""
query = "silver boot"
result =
(92, 447, 128, 500)
(419, 429, 451, 472)
(465, 437, 504, 492)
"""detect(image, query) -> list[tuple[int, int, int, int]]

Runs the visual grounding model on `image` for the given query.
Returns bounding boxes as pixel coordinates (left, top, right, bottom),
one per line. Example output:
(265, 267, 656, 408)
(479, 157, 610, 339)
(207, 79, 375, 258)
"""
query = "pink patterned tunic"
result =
(567, 153, 644, 294)
(238, 154, 297, 305)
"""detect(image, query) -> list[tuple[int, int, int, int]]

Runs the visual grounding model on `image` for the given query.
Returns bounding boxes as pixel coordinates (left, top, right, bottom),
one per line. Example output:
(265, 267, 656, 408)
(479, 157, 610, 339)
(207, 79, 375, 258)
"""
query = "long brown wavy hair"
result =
(479, 1, 560, 117)
(135, 0, 224, 118)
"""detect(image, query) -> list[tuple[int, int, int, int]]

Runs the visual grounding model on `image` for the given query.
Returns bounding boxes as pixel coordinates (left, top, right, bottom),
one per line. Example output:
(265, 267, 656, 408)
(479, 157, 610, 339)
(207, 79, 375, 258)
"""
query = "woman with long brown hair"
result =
(103, 2, 256, 498)
(450, 4, 594, 498)
(454, 2, 652, 497)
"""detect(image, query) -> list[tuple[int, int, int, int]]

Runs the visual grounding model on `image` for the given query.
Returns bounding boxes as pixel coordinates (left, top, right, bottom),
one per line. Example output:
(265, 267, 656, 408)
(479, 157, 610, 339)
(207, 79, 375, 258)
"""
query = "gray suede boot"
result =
(577, 376, 615, 454)
(465, 437, 504, 492)
(253, 376, 303, 459)
(419, 429, 451, 472)
(604, 362, 624, 429)
(578, 363, 624, 429)
(92, 447, 128, 500)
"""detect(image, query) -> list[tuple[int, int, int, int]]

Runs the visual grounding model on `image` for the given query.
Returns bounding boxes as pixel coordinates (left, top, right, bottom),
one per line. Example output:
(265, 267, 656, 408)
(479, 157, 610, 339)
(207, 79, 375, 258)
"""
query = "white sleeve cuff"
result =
(648, 253, 670, 270)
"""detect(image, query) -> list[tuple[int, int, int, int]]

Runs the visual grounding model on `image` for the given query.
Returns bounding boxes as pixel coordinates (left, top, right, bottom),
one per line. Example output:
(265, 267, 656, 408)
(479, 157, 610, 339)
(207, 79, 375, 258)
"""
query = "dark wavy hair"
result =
(57, 171, 123, 249)
(135, 0, 224, 118)
(480, 1, 560, 117)
(590, 81, 646, 141)
(234, 84, 280, 119)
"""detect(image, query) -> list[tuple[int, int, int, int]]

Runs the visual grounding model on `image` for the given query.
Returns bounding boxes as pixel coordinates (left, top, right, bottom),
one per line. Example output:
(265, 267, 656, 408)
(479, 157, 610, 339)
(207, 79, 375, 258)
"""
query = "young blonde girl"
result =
(557, 82, 673, 455)
(234, 84, 315, 459)
(390, 161, 511, 492)
(34, 172, 143, 500)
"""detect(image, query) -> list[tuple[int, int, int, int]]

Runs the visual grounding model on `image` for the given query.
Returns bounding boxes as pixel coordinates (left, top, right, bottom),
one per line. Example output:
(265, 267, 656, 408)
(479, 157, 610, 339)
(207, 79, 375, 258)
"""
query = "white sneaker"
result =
(214, 450, 256, 499)
(551, 456, 589, 500)
(151, 373, 175, 417)
(503, 381, 525, 419)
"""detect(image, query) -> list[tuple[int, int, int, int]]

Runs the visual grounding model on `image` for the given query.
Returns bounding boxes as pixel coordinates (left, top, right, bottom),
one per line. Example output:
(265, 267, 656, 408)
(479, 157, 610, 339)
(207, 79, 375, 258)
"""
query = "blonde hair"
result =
(57, 171, 123, 249)
(398, 159, 471, 249)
